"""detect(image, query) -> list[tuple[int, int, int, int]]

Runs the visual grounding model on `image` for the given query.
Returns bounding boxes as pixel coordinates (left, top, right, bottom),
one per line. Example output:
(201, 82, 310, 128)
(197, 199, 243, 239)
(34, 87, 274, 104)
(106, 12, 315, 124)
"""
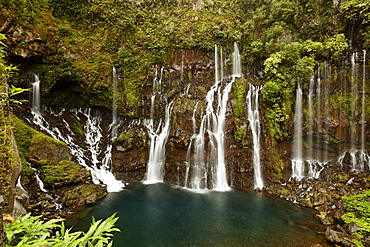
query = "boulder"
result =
(29, 133, 71, 165)
(325, 227, 345, 243)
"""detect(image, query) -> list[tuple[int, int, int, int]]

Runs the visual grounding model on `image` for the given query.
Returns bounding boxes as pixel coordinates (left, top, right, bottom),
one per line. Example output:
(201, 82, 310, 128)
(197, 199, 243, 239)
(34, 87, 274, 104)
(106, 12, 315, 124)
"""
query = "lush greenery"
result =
(1, 0, 368, 119)
(0, 33, 26, 212)
(3, 213, 119, 246)
(342, 190, 370, 246)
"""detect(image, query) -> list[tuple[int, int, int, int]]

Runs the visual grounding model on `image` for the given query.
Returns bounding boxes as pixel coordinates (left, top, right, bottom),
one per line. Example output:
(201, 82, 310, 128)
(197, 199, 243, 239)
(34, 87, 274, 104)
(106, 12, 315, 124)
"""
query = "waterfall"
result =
(144, 100, 174, 184)
(220, 46, 224, 80)
(31, 74, 41, 115)
(338, 149, 370, 172)
(361, 50, 367, 164)
(316, 65, 322, 161)
(307, 76, 315, 160)
(29, 108, 124, 192)
(144, 66, 174, 184)
(153, 66, 164, 92)
(350, 53, 358, 150)
(247, 84, 263, 189)
(338, 51, 368, 172)
(187, 44, 241, 191)
(30, 165, 47, 192)
(215, 45, 219, 83)
(111, 67, 119, 139)
(213, 80, 233, 190)
(232, 42, 242, 77)
(323, 62, 330, 162)
(291, 85, 304, 180)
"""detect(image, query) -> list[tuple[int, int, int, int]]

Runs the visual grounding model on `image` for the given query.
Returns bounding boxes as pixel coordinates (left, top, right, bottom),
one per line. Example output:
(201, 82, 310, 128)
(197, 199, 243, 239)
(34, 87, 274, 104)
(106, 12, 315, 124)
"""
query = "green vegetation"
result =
(12, 116, 37, 165)
(342, 190, 370, 245)
(1, 0, 364, 119)
(3, 213, 119, 246)
(232, 78, 248, 119)
(0, 33, 27, 211)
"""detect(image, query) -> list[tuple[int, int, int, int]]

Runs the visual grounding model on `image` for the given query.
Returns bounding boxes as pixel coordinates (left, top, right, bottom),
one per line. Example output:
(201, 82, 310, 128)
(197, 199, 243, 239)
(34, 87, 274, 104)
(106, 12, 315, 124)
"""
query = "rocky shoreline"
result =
(266, 171, 370, 247)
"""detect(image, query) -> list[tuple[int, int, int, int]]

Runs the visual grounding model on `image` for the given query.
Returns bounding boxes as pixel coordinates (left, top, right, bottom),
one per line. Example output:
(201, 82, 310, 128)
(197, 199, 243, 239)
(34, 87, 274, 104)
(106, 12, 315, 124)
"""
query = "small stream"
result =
(66, 182, 331, 247)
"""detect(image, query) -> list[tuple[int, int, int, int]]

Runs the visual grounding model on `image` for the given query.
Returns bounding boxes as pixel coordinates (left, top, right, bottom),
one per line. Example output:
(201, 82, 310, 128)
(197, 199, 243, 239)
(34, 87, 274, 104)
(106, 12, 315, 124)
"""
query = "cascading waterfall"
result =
(29, 108, 124, 192)
(291, 67, 329, 180)
(186, 44, 241, 191)
(144, 100, 174, 183)
(338, 51, 369, 172)
(29, 164, 47, 192)
(247, 84, 264, 189)
(144, 66, 174, 184)
(291, 85, 304, 180)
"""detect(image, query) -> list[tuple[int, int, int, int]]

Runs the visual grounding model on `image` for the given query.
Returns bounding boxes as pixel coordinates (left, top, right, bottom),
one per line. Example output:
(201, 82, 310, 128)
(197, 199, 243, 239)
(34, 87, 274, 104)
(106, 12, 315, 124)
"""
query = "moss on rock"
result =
(29, 132, 71, 164)
(40, 160, 91, 188)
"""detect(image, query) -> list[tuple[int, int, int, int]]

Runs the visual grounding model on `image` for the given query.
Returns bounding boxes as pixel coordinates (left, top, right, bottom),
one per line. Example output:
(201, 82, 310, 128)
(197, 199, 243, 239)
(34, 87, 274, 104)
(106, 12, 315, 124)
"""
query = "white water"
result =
(111, 67, 119, 139)
(144, 66, 174, 184)
(316, 65, 322, 161)
(186, 44, 241, 191)
(291, 85, 303, 180)
(338, 149, 370, 172)
(232, 42, 242, 77)
(247, 84, 263, 189)
(361, 50, 367, 163)
(144, 100, 174, 184)
(29, 164, 47, 192)
(337, 51, 368, 173)
(350, 53, 358, 150)
(30, 108, 124, 192)
(31, 74, 41, 114)
(307, 76, 315, 160)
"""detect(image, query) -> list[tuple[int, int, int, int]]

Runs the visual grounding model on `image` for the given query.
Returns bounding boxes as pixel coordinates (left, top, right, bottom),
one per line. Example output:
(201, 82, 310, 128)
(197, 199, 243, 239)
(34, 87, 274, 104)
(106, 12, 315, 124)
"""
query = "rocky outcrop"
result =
(267, 171, 370, 246)
(13, 116, 108, 218)
(0, 13, 66, 61)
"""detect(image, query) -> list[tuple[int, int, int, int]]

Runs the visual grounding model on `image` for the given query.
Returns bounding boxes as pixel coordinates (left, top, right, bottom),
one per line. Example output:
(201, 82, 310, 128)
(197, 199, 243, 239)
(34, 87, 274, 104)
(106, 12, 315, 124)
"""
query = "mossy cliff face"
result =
(13, 117, 107, 217)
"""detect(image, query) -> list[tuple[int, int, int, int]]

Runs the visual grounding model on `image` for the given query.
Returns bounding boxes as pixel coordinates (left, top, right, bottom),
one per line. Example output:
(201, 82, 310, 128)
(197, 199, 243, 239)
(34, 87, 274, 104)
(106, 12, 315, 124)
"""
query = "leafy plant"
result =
(3, 213, 120, 247)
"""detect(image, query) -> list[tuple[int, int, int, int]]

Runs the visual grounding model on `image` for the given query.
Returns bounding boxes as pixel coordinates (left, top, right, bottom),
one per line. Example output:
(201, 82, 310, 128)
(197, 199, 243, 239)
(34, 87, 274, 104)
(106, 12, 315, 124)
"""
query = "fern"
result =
(3, 213, 120, 247)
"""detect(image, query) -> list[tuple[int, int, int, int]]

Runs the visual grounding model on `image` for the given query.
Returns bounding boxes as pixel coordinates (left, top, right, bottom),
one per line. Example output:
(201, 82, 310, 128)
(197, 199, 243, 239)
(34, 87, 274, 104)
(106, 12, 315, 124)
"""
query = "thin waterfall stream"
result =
(247, 84, 263, 189)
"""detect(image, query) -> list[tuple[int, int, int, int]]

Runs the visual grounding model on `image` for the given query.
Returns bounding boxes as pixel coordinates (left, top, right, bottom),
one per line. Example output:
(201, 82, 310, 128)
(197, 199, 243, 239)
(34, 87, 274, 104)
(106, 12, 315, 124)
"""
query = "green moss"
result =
(342, 190, 370, 244)
(21, 165, 35, 177)
(234, 125, 248, 145)
(116, 130, 134, 143)
(233, 78, 248, 119)
(40, 160, 90, 187)
(32, 132, 67, 149)
(12, 116, 37, 163)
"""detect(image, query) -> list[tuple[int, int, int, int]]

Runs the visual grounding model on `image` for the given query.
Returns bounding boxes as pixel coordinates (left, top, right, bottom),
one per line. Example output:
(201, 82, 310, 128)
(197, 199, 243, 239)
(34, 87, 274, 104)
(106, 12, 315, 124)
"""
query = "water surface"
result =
(67, 182, 330, 247)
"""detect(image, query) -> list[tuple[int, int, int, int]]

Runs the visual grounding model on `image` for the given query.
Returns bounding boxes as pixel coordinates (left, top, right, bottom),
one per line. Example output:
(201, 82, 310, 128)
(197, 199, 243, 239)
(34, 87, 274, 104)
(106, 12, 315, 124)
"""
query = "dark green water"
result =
(67, 182, 331, 247)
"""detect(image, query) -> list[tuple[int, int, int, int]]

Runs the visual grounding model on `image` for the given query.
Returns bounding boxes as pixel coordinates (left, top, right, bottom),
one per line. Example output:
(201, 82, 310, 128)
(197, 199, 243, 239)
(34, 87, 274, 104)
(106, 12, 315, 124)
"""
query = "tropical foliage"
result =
(3, 213, 120, 247)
